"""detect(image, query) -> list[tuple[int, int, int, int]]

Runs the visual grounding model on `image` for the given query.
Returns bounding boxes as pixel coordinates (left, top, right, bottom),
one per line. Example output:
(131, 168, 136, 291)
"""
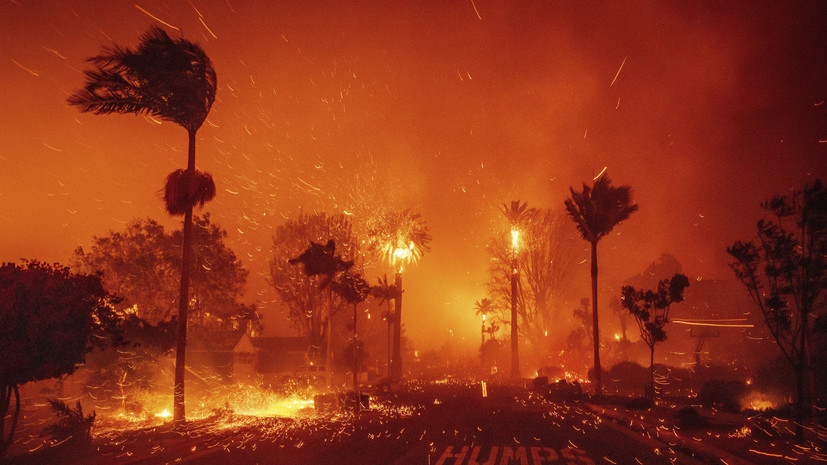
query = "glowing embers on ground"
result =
(89, 394, 421, 461)
(739, 389, 782, 412)
(115, 384, 320, 423)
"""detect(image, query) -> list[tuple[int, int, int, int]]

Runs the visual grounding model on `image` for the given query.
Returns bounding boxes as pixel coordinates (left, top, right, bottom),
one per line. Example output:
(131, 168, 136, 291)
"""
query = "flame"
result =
(740, 390, 779, 411)
(510, 228, 520, 251)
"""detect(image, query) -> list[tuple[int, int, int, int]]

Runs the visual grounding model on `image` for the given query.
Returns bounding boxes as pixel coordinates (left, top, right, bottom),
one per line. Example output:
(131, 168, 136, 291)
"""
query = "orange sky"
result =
(1, 1, 825, 348)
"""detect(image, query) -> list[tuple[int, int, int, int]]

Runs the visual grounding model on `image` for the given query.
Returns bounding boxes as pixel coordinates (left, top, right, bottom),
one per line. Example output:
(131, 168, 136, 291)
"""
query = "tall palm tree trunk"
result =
(510, 256, 520, 379)
(392, 271, 402, 380)
(591, 240, 602, 397)
(173, 130, 197, 423)
(326, 287, 333, 386)
(353, 302, 360, 412)
(649, 347, 655, 401)
(795, 313, 807, 440)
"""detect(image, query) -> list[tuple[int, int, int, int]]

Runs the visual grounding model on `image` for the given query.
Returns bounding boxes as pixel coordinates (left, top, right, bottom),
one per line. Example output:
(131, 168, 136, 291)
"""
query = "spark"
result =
(10, 58, 40, 76)
(40, 46, 66, 59)
(42, 143, 63, 152)
(610, 56, 627, 87)
(470, 0, 482, 20)
(199, 17, 218, 38)
(134, 4, 180, 30)
(593, 166, 608, 181)
(749, 449, 784, 458)
(673, 319, 753, 328)
(296, 177, 322, 192)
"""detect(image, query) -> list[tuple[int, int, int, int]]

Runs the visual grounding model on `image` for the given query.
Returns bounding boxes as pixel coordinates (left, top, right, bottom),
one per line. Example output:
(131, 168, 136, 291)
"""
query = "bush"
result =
(698, 379, 746, 412)
(676, 407, 707, 428)
(42, 399, 95, 449)
(605, 361, 647, 392)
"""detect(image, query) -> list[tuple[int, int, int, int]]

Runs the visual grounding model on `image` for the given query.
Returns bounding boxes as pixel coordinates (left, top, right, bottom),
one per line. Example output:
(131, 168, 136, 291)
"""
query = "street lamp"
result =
(481, 313, 486, 347)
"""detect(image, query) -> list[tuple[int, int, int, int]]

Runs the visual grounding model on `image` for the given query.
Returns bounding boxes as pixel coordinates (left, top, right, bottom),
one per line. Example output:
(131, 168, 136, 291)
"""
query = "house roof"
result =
(233, 335, 311, 374)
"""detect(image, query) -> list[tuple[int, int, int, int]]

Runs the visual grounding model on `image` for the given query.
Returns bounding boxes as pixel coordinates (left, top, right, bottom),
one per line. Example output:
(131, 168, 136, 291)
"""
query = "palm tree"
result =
(290, 239, 354, 382)
(332, 270, 370, 411)
(68, 26, 217, 423)
(500, 201, 537, 379)
(564, 174, 638, 396)
(367, 210, 432, 380)
(371, 275, 400, 379)
(473, 298, 493, 345)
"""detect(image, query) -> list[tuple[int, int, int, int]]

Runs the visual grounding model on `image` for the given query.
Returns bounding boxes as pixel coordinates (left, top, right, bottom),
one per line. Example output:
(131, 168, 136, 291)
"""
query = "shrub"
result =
(42, 399, 95, 449)
(605, 361, 647, 392)
(698, 379, 746, 412)
(676, 407, 707, 428)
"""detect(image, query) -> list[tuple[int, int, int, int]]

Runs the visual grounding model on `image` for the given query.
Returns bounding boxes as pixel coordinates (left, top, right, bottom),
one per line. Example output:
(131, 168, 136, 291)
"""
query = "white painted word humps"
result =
(433, 446, 596, 465)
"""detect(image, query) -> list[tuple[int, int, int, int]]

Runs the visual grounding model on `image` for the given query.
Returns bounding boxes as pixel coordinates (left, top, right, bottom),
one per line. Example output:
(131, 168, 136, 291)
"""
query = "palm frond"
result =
(367, 209, 432, 268)
(565, 174, 638, 243)
(163, 169, 216, 216)
(68, 26, 216, 133)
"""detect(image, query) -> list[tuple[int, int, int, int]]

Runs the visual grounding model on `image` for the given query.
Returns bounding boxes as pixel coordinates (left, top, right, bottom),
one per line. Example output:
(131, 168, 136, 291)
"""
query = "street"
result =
(90, 382, 698, 465)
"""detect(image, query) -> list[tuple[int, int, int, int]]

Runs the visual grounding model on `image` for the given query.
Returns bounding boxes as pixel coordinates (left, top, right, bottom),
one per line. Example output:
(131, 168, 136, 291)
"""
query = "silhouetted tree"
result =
(728, 179, 826, 440)
(565, 174, 638, 395)
(367, 209, 432, 380)
(572, 297, 593, 346)
(73, 215, 257, 347)
(69, 26, 217, 423)
(270, 213, 357, 362)
(609, 296, 628, 341)
(474, 298, 494, 346)
(487, 208, 578, 348)
(621, 273, 690, 400)
(289, 237, 355, 379)
(624, 253, 684, 290)
(614, 253, 684, 344)
(0, 261, 121, 456)
(371, 275, 400, 379)
(500, 200, 537, 379)
(332, 270, 370, 410)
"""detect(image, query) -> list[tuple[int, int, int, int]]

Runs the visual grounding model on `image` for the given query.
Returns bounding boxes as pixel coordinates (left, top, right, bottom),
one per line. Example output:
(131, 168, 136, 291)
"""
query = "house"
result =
(232, 328, 310, 384)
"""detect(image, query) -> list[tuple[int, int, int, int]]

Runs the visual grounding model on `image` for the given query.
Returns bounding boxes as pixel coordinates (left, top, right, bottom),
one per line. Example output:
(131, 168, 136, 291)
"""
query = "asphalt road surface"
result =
(161, 382, 700, 465)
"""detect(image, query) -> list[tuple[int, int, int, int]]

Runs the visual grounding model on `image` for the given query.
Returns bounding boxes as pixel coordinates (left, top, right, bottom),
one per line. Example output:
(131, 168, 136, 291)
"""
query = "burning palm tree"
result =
(367, 209, 431, 380)
(68, 26, 217, 422)
(500, 200, 537, 379)
(371, 274, 400, 380)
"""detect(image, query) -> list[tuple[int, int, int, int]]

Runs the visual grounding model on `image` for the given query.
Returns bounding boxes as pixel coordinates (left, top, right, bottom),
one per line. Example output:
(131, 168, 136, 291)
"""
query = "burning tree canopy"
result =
(366, 209, 432, 272)
(365, 208, 432, 379)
